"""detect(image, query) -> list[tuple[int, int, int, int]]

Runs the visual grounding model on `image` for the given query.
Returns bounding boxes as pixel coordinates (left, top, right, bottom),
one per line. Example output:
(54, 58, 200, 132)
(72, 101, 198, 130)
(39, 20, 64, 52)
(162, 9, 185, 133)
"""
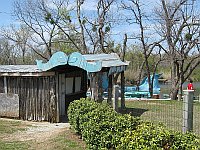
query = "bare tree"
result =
(1, 24, 33, 64)
(156, 0, 200, 100)
(0, 38, 16, 65)
(13, 0, 65, 60)
(121, 0, 164, 97)
(77, 0, 88, 53)
(96, 0, 114, 53)
(46, 0, 115, 54)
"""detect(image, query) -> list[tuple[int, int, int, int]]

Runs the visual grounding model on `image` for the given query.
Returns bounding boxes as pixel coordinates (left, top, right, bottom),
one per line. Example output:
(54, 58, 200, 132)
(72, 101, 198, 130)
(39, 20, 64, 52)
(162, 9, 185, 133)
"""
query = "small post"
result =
(4, 76, 7, 94)
(97, 72, 103, 102)
(113, 85, 119, 112)
(121, 71, 125, 109)
(198, 94, 200, 103)
(183, 90, 194, 133)
(107, 75, 113, 106)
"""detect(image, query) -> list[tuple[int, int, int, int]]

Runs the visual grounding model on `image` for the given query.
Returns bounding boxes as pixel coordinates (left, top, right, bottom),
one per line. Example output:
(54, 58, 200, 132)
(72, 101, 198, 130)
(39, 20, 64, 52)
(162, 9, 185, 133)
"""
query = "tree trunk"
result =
(170, 59, 178, 100)
(170, 88, 179, 100)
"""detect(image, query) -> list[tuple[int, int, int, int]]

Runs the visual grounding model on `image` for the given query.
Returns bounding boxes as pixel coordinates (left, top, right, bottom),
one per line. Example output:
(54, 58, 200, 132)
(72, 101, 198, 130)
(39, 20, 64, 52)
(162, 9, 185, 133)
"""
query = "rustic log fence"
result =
(0, 76, 57, 122)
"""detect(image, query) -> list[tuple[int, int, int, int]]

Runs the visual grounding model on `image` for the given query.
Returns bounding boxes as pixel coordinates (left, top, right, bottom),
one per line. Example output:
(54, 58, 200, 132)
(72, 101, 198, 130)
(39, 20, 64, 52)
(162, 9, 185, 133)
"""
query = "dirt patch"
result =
(0, 118, 86, 150)
(2, 118, 70, 142)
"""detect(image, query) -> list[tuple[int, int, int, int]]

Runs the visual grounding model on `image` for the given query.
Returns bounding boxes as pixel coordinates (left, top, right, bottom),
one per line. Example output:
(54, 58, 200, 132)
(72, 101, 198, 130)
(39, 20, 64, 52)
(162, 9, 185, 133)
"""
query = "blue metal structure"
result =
(68, 52, 102, 72)
(36, 51, 102, 72)
(36, 51, 128, 73)
(36, 52, 68, 71)
(138, 74, 161, 94)
(124, 74, 161, 98)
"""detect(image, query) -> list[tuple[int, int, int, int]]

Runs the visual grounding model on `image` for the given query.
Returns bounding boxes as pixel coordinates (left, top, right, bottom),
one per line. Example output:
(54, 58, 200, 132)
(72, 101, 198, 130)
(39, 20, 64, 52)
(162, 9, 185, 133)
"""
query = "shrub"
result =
(170, 132, 200, 149)
(68, 99, 200, 150)
(67, 98, 97, 134)
(68, 98, 140, 149)
(118, 122, 200, 150)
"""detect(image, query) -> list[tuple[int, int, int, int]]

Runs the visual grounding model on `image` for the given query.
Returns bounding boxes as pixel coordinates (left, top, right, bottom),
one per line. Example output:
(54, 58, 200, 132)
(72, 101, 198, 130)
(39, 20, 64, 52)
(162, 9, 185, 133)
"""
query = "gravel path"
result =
(2, 118, 70, 142)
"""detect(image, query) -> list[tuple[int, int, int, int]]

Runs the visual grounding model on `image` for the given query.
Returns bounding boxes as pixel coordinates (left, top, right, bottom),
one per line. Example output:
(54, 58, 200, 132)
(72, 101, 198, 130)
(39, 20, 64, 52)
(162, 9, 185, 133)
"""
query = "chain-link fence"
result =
(123, 99, 200, 136)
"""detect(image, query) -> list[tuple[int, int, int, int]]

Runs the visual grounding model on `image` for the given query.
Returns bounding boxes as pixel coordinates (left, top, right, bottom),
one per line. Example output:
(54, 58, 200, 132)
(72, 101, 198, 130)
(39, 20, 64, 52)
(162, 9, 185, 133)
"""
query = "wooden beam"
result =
(121, 71, 125, 109)
(0, 72, 55, 77)
(113, 85, 119, 112)
(107, 74, 113, 106)
(90, 73, 95, 100)
(55, 73, 60, 123)
(97, 72, 103, 102)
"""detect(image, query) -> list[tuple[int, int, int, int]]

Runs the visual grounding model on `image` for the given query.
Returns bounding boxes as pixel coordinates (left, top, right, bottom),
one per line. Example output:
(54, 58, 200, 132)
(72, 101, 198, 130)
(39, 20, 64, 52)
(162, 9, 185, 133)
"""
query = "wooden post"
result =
(55, 73, 60, 123)
(97, 72, 103, 102)
(4, 76, 7, 94)
(107, 75, 113, 106)
(183, 90, 194, 133)
(91, 73, 98, 101)
(121, 71, 125, 109)
(113, 85, 119, 112)
(90, 73, 94, 100)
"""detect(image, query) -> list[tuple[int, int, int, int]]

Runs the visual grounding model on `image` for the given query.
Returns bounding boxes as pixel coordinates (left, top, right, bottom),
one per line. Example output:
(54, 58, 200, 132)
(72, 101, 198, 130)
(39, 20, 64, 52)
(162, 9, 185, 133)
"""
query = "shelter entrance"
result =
(58, 67, 87, 122)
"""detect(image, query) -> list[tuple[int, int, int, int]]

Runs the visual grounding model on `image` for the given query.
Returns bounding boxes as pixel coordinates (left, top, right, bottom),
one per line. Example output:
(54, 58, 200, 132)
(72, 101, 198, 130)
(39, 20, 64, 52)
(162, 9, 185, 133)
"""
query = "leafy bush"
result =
(67, 98, 98, 134)
(118, 122, 200, 150)
(170, 132, 200, 149)
(68, 99, 200, 150)
(68, 98, 140, 149)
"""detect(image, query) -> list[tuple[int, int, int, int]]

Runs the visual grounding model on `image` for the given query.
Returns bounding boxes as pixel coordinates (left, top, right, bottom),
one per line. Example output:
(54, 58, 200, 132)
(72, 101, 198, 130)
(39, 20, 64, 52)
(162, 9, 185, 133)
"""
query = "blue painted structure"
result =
(36, 52, 68, 71)
(36, 51, 102, 72)
(36, 51, 129, 101)
(124, 74, 161, 98)
(36, 51, 128, 74)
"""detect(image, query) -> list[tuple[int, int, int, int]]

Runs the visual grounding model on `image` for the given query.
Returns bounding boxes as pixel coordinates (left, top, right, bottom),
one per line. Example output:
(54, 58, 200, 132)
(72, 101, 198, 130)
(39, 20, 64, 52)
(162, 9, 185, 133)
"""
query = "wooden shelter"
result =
(0, 51, 128, 122)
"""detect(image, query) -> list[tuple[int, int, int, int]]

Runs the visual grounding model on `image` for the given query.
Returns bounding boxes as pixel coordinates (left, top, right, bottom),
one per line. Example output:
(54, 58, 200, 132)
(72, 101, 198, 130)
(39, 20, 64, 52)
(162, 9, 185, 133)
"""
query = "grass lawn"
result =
(48, 130, 85, 150)
(0, 119, 86, 150)
(0, 119, 30, 150)
(124, 100, 200, 135)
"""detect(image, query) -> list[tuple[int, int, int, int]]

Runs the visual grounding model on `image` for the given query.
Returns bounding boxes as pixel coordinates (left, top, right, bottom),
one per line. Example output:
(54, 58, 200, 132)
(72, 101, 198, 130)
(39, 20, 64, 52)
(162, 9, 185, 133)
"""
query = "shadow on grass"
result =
(118, 107, 149, 117)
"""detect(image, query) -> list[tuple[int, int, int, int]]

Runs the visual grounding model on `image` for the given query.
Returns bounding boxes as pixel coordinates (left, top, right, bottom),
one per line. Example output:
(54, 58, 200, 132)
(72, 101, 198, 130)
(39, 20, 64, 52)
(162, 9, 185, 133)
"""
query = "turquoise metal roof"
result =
(36, 51, 129, 74)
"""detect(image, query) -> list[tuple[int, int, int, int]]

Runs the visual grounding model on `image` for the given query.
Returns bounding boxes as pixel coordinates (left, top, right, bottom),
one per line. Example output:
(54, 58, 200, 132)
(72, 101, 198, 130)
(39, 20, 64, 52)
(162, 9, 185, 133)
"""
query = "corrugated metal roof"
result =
(83, 53, 119, 61)
(83, 53, 129, 67)
(0, 65, 40, 73)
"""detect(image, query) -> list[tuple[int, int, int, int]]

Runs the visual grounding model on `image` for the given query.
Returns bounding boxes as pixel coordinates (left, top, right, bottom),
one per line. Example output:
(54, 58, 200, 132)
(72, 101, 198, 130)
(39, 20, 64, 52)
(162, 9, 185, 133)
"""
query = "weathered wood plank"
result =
(0, 72, 55, 77)
(55, 73, 60, 123)
(0, 77, 4, 93)
(121, 71, 125, 109)
(0, 75, 58, 122)
(107, 75, 113, 106)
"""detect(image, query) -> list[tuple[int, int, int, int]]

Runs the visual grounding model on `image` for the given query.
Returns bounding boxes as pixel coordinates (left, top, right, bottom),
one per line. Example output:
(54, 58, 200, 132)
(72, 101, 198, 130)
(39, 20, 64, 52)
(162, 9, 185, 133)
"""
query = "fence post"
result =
(199, 94, 200, 103)
(113, 85, 119, 112)
(183, 90, 194, 133)
(4, 76, 7, 94)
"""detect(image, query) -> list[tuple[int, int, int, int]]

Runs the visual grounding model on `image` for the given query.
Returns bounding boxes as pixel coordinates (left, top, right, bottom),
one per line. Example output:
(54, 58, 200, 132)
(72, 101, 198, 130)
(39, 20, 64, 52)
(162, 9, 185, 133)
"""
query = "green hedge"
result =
(68, 98, 200, 149)
(118, 122, 200, 150)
